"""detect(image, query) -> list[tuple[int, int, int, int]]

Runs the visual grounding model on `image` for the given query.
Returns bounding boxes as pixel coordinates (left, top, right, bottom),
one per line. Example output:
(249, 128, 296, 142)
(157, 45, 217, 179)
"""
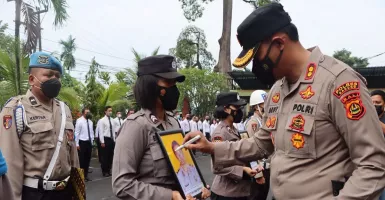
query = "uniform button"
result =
(319, 55, 325, 63)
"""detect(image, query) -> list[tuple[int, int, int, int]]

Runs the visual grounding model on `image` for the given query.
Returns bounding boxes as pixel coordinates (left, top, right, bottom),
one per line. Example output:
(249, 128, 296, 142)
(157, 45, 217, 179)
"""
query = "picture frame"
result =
(156, 129, 207, 199)
(238, 130, 250, 139)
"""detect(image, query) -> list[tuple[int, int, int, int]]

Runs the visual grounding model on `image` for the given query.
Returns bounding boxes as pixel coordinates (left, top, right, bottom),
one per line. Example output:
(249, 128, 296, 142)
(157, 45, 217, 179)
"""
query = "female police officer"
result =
(112, 55, 209, 200)
(210, 92, 258, 200)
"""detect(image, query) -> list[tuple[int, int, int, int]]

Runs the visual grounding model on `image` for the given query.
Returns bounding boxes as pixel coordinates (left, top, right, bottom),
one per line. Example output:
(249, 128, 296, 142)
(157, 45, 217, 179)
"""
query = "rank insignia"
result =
(213, 136, 223, 143)
(291, 133, 305, 149)
(289, 114, 305, 132)
(333, 81, 360, 98)
(29, 97, 37, 105)
(272, 93, 280, 103)
(3, 115, 12, 129)
(340, 92, 365, 120)
(251, 123, 257, 132)
(150, 115, 159, 124)
(299, 86, 315, 100)
(305, 63, 316, 80)
(265, 116, 277, 128)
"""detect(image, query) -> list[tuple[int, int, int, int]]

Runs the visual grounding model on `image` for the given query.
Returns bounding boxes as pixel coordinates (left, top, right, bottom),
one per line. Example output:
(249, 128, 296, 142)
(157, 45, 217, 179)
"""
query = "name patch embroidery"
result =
(292, 104, 315, 115)
(29, 116, 46, 121)
(333, 81, 359, 98)
(268, 106, 279, 114)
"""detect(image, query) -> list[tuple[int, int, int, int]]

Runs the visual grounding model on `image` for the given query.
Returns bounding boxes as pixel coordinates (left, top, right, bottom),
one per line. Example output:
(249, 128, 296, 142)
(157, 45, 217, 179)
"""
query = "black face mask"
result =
(375, 105, 384, 116)
(252, 41, 283, 86)
(85, 113, 92, 120)
(230, 109, 243, 123)
(35, 76, 62, 99)
(159, 85, 180, 111)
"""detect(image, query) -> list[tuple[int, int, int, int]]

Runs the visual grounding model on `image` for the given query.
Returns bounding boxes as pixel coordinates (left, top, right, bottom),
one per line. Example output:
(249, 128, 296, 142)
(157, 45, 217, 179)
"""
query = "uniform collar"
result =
(25, 90, 58, 110)
(140, 109, 172, 126)
(280, 46, 324, 96)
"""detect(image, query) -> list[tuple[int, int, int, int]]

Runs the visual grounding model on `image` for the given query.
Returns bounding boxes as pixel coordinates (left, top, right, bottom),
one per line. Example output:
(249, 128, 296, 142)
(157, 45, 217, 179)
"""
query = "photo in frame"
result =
(239, 130, 250, 139)
(156, 129, 206, 199)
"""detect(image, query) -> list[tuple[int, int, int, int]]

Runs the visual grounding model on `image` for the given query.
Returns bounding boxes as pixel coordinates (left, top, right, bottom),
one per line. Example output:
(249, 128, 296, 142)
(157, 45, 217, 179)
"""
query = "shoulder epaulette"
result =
(320, 55, 348, 77)
(126, 112, 144, 121)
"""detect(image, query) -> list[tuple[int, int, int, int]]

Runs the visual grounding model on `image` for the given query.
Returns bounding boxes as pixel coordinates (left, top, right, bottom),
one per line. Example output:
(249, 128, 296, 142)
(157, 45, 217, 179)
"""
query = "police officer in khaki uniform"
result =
(112, 55, 210, 200)
(210, 92, 257, 200)
(0, 52, 80, 200)
(0, 149, 14, 200)
(183, 3, 385, 200)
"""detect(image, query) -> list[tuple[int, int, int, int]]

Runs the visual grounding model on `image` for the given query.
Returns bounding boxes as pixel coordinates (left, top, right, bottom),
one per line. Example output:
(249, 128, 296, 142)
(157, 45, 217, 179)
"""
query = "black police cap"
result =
(233, 3, 291, 68)
(137, 55, 185, 82)
(216, 92, 246, 107)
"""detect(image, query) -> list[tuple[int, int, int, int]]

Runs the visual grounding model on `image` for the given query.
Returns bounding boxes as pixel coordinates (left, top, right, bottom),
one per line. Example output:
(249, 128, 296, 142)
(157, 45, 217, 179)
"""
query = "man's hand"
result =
(101, 143, 105, 148)
(256, 176, 266, 184)
(183, 131, 214, 154)
(243, 167, 258, 177)
(201, 185, 211, 199)
(77, 146, 80, 151)
(172, 191, 184, 200)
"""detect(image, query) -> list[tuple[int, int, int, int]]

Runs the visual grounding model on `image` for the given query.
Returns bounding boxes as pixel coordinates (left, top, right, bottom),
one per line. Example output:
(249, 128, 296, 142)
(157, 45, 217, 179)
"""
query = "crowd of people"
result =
(0, 2, 385, 200)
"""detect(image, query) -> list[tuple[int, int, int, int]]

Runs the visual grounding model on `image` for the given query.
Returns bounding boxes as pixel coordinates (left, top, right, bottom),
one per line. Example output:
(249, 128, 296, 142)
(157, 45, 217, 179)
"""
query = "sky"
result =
(0, 0, 385, 81)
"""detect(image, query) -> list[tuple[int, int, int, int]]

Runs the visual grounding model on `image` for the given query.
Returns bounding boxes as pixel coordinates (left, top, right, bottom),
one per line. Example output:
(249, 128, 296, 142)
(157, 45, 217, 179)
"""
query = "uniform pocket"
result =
(30, 122, 55, 151)
(284, 113, 316, 159)
(150, 144, 171, 177)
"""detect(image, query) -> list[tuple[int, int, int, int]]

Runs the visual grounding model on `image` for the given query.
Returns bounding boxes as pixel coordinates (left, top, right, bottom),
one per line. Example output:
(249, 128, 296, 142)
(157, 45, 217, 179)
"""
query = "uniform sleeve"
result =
(99, 119, 105, 144)
(329, 69, 385, 199)
(74, 119, 81, 147)
(213, 121, 274, 168)
(0, 106, 24, 200)
(112, 120, 172, 200)
(246, 121, 260, 137)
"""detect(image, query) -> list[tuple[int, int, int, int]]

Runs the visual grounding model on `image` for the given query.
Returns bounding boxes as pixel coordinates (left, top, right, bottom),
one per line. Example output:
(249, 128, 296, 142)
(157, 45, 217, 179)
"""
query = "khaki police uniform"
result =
(0, 90, 79, 200)
(0, 174, 14, 200)
(112, 109, 181, 200)
(211, 121, 250, 199)
(212, 47, 385, 199)
(245, 114, 262, 137)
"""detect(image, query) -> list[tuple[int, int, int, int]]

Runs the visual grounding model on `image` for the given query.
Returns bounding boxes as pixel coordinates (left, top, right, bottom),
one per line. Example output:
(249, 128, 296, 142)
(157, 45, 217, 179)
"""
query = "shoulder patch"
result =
(304, 63, 317, 80)
(3, 115, 12, 129)
(340, 92, 366, 120)
(251, 123, 258, 132)
(212, 136, 223, 142)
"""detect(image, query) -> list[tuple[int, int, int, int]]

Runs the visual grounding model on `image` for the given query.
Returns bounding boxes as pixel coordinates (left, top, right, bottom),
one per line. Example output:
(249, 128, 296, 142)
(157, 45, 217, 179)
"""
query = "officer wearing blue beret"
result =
(0, 52, 81, 200)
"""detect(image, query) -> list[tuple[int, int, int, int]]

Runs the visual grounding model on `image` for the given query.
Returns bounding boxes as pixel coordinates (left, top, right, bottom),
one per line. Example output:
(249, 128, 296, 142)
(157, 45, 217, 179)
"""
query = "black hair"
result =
(279, 23, 299, 41)
(104, 106, 112, 112)
(134, 75, 159, 111)
(214, 106, 229, 120)
(371, 90, 385, 102)
(81, 107, 89, 114)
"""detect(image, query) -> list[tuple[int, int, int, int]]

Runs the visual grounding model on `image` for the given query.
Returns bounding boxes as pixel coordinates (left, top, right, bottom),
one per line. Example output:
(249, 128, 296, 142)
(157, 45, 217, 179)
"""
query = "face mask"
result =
(34, 76, 62, 99)
(252, 41, 283, 85)
(159, 85, 180, 111)
(375, 105, 384, 116)
(117, 114, 122, 118)
(230, 109, 243, 123)
(85, 113, 92, 120)
(106, 112, 112, 117)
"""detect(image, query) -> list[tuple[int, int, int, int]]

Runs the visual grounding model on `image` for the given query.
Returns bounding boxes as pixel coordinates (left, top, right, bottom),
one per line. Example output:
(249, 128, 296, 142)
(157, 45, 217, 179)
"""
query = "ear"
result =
(271, 36, 285, 51)
(28, 74, 35, 86)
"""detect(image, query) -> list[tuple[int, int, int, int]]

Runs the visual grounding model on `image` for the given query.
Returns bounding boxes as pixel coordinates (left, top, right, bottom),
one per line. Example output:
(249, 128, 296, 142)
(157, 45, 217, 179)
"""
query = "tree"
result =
(333, 49, 369, 68)
(99, 71, 111, 85)
(11, 0, 69, 95)
(97, 83, 133, 118)
(59, 35, 76, 71)
(177, 68, 228, 116)
(0, 21, 14, 55)
(177, 0, 279, 73)
(84, 58, 105, 115)
(115, 71, 126, 84)
(169, 25, 216, 69)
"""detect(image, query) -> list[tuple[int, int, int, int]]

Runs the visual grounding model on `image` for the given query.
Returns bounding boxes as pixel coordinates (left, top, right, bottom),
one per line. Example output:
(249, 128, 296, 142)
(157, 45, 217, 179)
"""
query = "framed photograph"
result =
(239, 130, 250, 139)
(156, 129, 206, 199)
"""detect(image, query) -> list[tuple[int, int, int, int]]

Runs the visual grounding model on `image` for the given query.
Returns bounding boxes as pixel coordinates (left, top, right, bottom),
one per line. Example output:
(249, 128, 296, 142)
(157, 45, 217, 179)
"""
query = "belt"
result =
(24, 176, 70, 191)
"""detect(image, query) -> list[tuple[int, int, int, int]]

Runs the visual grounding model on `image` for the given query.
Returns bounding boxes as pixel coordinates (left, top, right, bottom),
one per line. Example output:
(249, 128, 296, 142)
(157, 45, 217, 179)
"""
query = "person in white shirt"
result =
(99, 106, 115, 177)
(198, 117, 203, 132)
(114, 111, 124, 137)
(190, 116, 199, 132)
(210, 119, 218, 137)
(95, 119, 102, 164)
(75, 108, 94, 181)
(181, 113, 191, 133)
(203, 116, 211, 141)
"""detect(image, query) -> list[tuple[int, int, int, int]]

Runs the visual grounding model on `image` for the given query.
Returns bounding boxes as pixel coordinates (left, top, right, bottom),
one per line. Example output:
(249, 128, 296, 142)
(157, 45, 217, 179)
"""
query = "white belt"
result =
(24, 176, 69, 191)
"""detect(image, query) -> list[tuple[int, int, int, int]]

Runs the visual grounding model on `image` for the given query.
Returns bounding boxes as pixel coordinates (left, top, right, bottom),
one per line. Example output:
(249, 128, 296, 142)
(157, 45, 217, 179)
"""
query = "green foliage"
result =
(97, 83, 132, 118)
(99, 71, 111, 85)
(333, 49, 369, 68)
(58, 87, 80, 111)
(0, 21, 15, 54)
(59, 35, 76, 71)
(169, 25, 215, 69)
(177, 68, 228, 116)
(115, 71, 126, 84)
(177, 0, 214, 22)
(84, 58, 105, 115)
(37, 0, 69, 26)
(248, 0, 280, 9)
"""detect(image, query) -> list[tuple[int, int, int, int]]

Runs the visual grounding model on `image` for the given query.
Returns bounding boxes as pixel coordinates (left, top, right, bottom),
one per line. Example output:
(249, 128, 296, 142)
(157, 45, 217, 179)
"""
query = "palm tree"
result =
(11, 0, 69, 95)
(59, 35, 76, 71)
(125, 47, 160, 85)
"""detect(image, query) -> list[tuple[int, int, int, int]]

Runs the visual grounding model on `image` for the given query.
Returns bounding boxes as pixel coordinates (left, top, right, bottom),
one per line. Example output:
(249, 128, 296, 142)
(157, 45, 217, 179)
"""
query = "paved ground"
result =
(86, 152, 272, 200)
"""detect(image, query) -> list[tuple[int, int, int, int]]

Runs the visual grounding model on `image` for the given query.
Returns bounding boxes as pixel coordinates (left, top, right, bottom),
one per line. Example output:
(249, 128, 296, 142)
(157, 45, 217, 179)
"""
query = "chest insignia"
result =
(289, 114, 305, 131)
(29, 97, 37, 105)
(212, 136, 223, 142)
(341, 92, 365, 120)
(265, 116, 277, 128)
(291, 133, 305, 149)
(299, 86, 315, 100)
(305, 63, 317, 80)
(272, 93, 280, 103)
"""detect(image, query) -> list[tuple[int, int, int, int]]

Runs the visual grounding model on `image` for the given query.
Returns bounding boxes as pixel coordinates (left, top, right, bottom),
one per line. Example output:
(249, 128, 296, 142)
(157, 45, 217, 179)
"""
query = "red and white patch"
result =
(272, 93, 280, 103)
(3, 115, 12, 130)
(340, 92, 366, 120)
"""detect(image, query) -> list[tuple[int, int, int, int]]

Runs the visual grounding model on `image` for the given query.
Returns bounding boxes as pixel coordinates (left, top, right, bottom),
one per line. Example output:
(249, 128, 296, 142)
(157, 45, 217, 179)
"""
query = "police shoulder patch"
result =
(340, 92, 365, 120)
(3, 115, 12, 129)
(212, 136, 223, 143)
(333, 81, 360, 99)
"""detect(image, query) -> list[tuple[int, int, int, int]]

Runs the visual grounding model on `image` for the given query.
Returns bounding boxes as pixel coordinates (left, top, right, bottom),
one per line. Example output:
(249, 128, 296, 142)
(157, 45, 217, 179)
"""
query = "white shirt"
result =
(236, 122, 245, 131)
(114, 117, 124, 131)
(190, 120, 199, 132)
(210, 123, 218, 136)
(198, 120, 203, 131)
(203, 120, 210, 134)
(99, 115, 116, 143)
(95, 119, 102, 138)
(181, 119, 191, 133)
(74, 116, 94, 147)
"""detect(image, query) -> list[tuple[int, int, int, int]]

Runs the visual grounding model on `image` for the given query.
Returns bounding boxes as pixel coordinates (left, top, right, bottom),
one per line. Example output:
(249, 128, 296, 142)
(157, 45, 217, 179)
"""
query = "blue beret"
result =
(29, 52, 63, 74)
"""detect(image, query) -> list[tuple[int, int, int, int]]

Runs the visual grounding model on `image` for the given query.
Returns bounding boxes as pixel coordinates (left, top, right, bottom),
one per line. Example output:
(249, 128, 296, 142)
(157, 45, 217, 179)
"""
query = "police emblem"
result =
(172, 60, 177, 69)
(3, 115, 12, 129)
(29, 96, 37, 105)
(252, 123, 257, 132)
(289, 114, 305, 132)
(261, 93, 267, 101)
(291, 133, 305, 149)
(38, 55, 50, 65)
(265, 116, 277, 128)
(237, 94, 240, 100)
(213, 136, 223, 142)
(272, 93, 280, 103)
(299, 86, 315, 100)
(150, 115, 159, 123)
(340, 92, 366, 120)
(305, 63, 316, 80)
